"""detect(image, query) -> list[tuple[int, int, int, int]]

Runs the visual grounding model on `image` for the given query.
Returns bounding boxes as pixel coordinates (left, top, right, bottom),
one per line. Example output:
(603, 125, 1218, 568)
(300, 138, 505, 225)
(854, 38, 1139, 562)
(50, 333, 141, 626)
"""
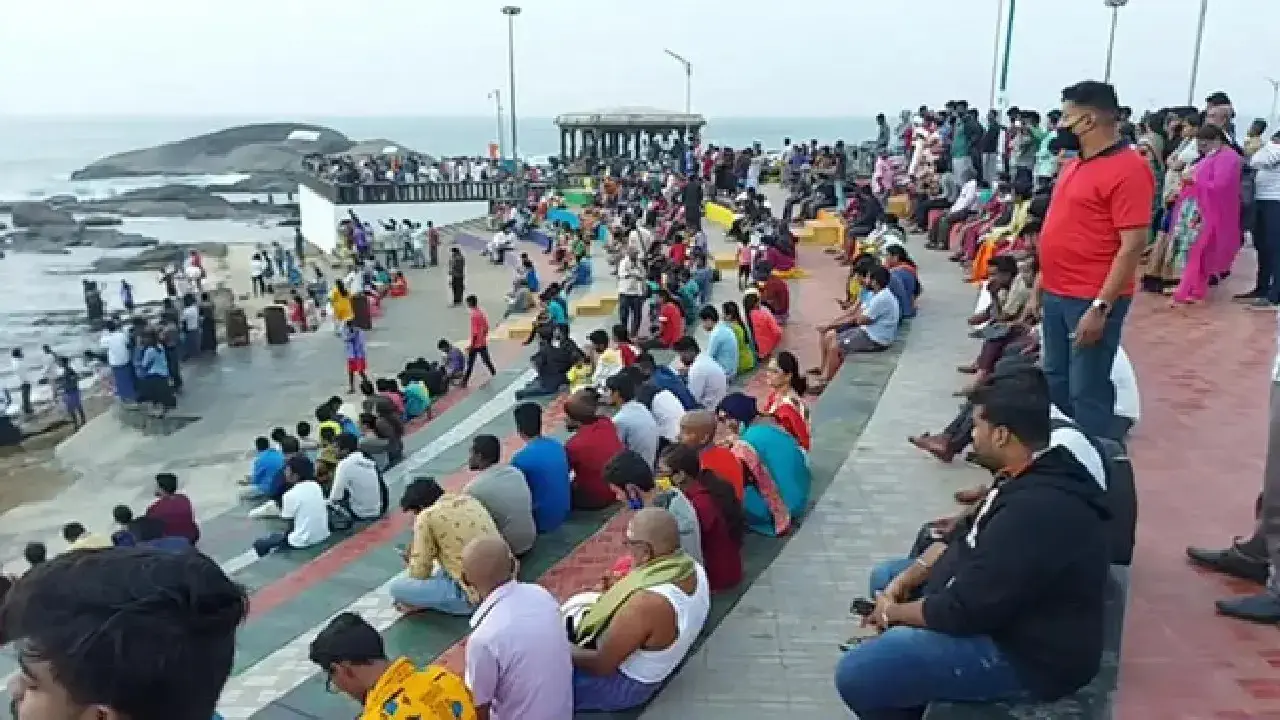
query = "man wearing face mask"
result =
(462, 534, 574, 720)
(1028, 80, 1154, 443)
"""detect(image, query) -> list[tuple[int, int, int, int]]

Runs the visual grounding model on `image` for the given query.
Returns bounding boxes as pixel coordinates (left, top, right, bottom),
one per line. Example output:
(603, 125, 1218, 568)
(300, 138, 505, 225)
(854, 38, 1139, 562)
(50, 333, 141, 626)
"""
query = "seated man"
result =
(515, 325, 582, 400)
(564, 389, 626, 510)
(464, 434, 537, 556)
(252, 455, 330, 557)
(330, 432, 386, 522)
(809, 265, 900, 393)
(437, 339, 467, 383)
(567, 507, 710, 712)
(309, 611, 476, 720)
(390, 477, 498, 616)
(836, 369, 1110, 717)
(485, 225, 514, 264)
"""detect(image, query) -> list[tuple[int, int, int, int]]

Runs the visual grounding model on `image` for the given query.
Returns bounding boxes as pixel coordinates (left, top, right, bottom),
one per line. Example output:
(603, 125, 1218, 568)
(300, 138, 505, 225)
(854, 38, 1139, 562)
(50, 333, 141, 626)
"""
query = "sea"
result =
(0, 115, 878, 359)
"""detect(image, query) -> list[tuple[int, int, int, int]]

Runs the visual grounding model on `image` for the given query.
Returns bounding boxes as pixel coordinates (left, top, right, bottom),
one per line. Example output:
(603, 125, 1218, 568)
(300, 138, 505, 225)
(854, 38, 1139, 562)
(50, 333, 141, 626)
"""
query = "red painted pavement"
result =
(1117, 254, 1280, 720)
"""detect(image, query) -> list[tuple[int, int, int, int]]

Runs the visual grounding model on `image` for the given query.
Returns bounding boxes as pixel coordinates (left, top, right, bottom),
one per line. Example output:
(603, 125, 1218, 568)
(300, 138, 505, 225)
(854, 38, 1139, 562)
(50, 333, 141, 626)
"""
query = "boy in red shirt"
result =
(461, 295, 497, 387)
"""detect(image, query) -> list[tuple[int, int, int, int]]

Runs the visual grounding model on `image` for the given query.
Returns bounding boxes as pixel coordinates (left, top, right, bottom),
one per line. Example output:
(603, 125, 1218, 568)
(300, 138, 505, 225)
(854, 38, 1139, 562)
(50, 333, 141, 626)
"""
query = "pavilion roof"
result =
(554, 106, 706, 128)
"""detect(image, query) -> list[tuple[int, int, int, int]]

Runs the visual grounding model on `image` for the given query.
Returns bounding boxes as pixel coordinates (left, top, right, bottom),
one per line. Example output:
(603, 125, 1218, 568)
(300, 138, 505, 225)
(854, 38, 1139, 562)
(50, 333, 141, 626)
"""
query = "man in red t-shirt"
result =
(642, 289, 685, 350)
(461, 294, 496, 388)
(563, 390, 625, 509)
(1031, 80, 1154, 442)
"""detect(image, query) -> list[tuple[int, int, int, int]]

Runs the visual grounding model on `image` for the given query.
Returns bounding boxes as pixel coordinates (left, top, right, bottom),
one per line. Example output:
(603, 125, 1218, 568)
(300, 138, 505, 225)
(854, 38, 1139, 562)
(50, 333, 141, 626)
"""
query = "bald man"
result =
(462, 535, 572, 720)
(570, 508, 711, 712)
(678, 411, 746, 499)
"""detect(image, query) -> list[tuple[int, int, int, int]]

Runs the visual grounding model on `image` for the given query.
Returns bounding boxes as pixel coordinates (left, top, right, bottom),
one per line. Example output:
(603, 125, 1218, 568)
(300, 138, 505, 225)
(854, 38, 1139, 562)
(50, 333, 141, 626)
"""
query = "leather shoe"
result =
(1216, 593, 1280, 624)
(1186, 545, 1268, 584)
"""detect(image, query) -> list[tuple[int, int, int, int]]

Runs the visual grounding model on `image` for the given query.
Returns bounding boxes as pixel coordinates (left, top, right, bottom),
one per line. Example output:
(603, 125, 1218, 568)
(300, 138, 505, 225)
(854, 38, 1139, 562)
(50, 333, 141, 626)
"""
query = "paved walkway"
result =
(641, 242, 986, 719)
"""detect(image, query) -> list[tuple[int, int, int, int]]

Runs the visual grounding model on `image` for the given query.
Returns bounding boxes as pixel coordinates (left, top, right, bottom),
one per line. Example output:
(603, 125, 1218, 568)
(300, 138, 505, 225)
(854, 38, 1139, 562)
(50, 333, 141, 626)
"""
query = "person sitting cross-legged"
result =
(389, 476, 498, 616)
(565, 507, 711, 712)
(834, 369, 1110, 719)
(251, 454, 330, 557)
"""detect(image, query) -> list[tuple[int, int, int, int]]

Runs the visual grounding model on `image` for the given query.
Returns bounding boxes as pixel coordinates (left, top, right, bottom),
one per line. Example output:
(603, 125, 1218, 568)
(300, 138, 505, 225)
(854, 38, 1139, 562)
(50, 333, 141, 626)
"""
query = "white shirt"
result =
(181, 305, 200, 332)
(100, 330, 131, 367)
(685, 354, 728, 411)
(330, 453, 383, 519)
(649, 388, 686, 441)
(617, 256, 646, 296)
(1252, 141, 1280, 201)
(281, 480, 331, 548)
(249, 257, 265, 278)
(950, 179, 979, 215)
(1111, 347, 1140, 422)
(9, 358, 32, 387)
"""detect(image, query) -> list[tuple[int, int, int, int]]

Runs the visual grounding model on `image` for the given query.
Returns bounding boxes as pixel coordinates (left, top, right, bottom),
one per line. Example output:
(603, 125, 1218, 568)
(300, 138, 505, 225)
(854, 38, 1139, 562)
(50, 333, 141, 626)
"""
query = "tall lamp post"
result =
(1103, 0, 1128, 84)
(488, 89, 505, 161)
(996, 0, 1017, 111)
(1268, 77, 1280, 129)
(501, 5, 521, 169)
(664, 48, 693, 142)
(1187, 0, 1209, 104)
(987, 0, 1005, 110)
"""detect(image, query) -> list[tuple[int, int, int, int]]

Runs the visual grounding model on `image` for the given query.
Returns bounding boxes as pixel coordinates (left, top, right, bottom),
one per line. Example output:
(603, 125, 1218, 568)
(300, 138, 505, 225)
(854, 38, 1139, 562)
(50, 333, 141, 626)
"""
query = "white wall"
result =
(298, 183, 490, 255)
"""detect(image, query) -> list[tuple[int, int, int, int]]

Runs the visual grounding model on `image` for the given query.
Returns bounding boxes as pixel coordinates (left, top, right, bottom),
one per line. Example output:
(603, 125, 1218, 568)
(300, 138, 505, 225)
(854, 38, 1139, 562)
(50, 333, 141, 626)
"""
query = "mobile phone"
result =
(849, 597, 876, 616)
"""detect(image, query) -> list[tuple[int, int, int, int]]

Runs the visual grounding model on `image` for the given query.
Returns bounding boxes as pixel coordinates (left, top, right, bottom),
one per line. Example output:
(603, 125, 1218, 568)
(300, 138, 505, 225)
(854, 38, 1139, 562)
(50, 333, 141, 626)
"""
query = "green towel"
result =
(573, 552, 696, 647)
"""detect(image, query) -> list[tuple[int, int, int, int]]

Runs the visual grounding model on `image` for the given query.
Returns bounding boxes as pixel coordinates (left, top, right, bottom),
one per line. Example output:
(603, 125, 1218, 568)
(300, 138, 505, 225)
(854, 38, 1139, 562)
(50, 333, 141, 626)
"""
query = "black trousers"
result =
(463, 345, 495, 384)
(450, 277, 464, 305)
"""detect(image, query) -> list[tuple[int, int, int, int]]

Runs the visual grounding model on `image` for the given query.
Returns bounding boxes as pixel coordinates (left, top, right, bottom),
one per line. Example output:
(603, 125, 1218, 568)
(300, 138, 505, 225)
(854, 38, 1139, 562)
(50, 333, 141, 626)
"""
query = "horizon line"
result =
(0, 112, 886, 121)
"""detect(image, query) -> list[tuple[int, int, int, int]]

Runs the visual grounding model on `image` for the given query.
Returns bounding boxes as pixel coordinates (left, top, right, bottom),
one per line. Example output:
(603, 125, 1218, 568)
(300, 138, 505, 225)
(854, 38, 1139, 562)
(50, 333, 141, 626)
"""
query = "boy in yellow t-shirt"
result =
(309, 612, 475, 720)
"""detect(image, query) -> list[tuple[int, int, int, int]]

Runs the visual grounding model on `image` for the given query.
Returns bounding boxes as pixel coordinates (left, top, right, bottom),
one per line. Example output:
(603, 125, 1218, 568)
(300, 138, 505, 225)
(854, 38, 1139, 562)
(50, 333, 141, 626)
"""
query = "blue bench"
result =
(923, 564, 1130, 720)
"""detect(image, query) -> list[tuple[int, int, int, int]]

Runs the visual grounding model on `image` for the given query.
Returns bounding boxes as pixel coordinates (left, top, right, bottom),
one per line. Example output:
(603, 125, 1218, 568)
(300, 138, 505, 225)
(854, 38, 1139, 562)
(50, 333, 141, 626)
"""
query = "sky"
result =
(0, 0, 1276, 119)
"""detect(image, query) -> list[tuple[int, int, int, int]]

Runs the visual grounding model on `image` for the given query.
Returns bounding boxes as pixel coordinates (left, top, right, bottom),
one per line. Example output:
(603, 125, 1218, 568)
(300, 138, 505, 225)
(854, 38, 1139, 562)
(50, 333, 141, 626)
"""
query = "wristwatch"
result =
(1090, 298, 1112, 315)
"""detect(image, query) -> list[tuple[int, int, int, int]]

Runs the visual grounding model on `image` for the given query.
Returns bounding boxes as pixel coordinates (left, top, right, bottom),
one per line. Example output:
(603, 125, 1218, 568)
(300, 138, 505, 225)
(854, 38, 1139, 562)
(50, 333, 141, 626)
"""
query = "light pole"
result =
(996, 0, 1017, 111)
(1268, 77, 1280, 129)
(987, 0, 1004, 110)
(488, 89, 505, 161)
(501, 5, 521, 169)
(1103, 0, 1128, 84)
(664, 48, 693, 142)
(1187, 0, 1209, 105)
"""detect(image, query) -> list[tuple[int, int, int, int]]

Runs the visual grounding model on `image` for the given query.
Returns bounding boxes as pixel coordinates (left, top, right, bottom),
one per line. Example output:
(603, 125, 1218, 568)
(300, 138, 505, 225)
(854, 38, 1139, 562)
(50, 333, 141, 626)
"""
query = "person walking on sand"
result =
(462, 295, 497, 388)
(448, 247, 466, 306)
(57, 356, 86, 428)
(250, 253, 268, 297)
(343, 321, 371, 393)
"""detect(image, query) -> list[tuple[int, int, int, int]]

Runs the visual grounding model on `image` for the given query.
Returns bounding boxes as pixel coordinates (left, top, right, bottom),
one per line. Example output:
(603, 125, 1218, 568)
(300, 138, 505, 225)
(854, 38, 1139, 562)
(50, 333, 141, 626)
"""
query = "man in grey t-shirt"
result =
(463, 434, 536, 555)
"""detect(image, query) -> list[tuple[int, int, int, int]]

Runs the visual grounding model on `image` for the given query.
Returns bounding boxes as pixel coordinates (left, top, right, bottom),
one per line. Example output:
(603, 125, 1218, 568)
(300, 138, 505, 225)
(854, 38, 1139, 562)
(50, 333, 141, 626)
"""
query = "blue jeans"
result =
(252, 532, 289, 557)
(388, 569, 474, 616)
(834, 558, 1032, 719)
(1040, 292, 1130, 442)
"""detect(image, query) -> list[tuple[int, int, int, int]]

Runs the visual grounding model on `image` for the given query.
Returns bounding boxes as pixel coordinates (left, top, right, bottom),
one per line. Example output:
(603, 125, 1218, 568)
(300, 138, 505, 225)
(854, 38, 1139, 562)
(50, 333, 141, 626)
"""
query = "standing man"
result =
(462, 534, 574, 720)
(462, 295, 497, 388)
(10, 348, 32, 416)
(682, 171, 703, 232)
(448, 246, 466, 306)
(616, 249, 647, 339)
(979, 109, 1002, 184)
(1034, 110, 1064, 191)
(427, 220, 441, 267)
(1244, 130, 1280, 308)
(1030, 81, 1154, 443)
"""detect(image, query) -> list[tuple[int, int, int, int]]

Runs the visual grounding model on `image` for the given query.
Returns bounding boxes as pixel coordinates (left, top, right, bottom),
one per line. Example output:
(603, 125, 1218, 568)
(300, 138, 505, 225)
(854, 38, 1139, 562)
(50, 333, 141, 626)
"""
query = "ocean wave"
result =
(0, 172, 251, 203)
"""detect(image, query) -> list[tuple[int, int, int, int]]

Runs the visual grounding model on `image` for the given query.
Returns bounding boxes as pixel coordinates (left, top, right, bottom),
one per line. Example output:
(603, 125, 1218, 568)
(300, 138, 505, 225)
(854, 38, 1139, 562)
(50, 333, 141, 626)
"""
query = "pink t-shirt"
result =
(469, 308, 490, 348)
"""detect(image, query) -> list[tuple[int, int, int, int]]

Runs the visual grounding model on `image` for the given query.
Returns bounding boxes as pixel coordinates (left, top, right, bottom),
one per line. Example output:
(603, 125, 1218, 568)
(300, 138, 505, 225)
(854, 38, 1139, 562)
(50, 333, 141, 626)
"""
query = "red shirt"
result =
(565, 417, 625, 509)
(468, 307, 490, 348)
(700, 446, 745, 500)
(683, 482, 744, 592)
(1038, 146, 1155, 300)
(145, 493, 200, 544)
(618, 343, 639, 366)
(759, 276, 790, 316)
(657, 302, 684, 347)
(669, 242, 688, 266)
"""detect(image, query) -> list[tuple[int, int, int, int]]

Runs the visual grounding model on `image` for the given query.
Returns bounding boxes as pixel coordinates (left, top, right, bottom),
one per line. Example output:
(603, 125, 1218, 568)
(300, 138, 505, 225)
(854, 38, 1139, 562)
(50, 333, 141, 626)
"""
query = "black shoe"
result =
(1186, 544, 1269, 584)
(1216, 593, 1280, 624)
(1233, 290, 1264, 302)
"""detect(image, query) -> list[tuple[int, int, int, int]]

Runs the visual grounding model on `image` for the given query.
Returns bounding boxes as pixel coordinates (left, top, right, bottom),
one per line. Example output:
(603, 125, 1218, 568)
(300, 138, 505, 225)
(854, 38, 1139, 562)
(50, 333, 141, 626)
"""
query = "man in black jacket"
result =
(835, 369, 1111, 719)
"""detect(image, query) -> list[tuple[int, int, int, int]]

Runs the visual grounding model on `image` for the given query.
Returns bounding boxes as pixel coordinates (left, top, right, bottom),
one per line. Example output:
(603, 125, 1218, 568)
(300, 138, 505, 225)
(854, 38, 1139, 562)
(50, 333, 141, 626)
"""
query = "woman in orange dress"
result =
(743, 292, 783, 359)
(761, 350, 811, 451)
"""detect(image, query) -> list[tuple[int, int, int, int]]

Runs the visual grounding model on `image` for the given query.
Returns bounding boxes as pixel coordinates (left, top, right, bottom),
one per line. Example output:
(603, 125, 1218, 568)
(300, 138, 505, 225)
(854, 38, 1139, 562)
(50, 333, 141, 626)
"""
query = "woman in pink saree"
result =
(1174, 125, 1241, 304)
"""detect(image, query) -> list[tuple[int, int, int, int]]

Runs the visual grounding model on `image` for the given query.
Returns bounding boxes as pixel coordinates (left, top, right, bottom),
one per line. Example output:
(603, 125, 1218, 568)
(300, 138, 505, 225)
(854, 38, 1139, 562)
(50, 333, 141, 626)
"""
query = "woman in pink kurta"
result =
(1173, 126, 1241, 304)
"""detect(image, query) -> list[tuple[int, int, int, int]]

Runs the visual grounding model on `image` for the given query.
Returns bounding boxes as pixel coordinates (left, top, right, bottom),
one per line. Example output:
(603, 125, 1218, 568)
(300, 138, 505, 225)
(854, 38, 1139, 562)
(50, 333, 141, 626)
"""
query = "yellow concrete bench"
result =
(570, 292, 617, 318)
(816, 209, 839, 222)
(704, 201, 737, 230)
(713, 251, 739, 272)
(804, 218, 844, 247)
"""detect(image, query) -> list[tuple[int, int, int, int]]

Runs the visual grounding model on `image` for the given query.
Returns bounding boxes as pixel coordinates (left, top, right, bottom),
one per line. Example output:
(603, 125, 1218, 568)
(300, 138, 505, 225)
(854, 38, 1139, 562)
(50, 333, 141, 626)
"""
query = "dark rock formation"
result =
(10, 202, 76, 227)
(89, 242, 228, 273)
(69, 123, 356, 180)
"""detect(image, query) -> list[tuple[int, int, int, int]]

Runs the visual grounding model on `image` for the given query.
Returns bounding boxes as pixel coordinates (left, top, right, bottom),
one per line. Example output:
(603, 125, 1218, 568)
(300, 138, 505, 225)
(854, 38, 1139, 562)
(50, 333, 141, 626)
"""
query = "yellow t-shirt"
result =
(362, 658, 475, 720)
(331, 288, 355, 323)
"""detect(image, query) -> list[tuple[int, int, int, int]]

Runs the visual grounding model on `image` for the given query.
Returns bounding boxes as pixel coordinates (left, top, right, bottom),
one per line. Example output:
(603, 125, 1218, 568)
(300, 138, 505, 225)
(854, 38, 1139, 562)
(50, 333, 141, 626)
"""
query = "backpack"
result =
(423, 366, 449, 398)
(1049, 418, 1137, 566)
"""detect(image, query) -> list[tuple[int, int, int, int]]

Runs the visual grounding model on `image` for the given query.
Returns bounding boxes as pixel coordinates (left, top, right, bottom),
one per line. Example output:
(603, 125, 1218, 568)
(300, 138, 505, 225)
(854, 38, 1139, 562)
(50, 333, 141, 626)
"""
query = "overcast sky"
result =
(1, 0, 1274, 118)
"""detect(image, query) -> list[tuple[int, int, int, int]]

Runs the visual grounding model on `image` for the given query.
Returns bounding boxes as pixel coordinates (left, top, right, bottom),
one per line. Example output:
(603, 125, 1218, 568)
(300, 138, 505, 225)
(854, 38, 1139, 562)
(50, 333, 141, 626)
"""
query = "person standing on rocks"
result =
(100, 320, 137, 403)
(10, 348, 33, 416)
(294, 226, 307, 264)
(120, 279, 135, 314)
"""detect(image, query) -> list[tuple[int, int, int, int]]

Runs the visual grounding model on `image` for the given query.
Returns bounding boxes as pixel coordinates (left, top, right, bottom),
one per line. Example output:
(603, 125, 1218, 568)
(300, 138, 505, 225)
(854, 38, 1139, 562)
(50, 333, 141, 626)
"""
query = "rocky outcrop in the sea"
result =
(4, 225, 159, 254)
(0, 186, 297, 225)
(10, 202, 76, 228)
(68, 123, 417, 180)
(88, 242, 228, 273)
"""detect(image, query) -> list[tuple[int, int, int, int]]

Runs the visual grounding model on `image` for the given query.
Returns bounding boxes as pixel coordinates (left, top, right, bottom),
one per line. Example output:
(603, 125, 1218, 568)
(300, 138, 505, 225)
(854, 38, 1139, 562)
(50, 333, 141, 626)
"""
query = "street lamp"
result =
(488, 89, 505, 161)
(987, 0, 1004, 110)
(996, 0, 1017, 112)
(664, 48, 693, 141)
(1268, 77, 1280, 129)
(501, 5, 521, 169)
(1187, 0, 1209, 104)
(1103, 0, 1129, 84)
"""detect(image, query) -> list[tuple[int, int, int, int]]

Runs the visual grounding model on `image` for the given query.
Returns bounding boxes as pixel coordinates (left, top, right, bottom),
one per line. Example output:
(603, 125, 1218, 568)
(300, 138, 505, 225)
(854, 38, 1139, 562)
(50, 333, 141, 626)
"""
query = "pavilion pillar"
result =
(560, 129, 567, 161)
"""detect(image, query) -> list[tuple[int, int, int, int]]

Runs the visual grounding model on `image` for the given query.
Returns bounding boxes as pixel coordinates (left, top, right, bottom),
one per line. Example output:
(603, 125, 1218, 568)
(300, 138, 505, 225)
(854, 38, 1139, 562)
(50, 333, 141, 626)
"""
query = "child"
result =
(437, 339, 466, 383)
(690, 250, 713, 307)
(111, 505, 136, 547)
(736, 238, 752, 290)
(58, 356, 86, 428)
(343, 322, 370, 393)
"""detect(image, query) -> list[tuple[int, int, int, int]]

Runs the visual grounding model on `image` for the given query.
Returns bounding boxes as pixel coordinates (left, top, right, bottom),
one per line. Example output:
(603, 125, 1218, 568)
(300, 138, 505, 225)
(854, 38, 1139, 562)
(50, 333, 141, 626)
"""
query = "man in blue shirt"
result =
(810, 265, 900, 393)
(698, 305, 739, 377)
(634, 352, 698, 409)
(509, 402, 571, 533)
(520, 253, 541, 293)
(246, 435, 284, 499)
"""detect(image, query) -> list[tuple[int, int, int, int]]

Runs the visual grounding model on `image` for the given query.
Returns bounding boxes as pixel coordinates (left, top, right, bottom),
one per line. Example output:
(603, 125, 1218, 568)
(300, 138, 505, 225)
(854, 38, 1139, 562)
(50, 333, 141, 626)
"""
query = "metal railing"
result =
(307, 179, 523, 204)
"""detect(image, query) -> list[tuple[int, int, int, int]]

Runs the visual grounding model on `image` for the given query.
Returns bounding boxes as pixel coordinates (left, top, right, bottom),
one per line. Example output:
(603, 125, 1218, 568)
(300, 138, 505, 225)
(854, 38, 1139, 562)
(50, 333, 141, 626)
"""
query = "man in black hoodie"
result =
(835, 369, 1111, 719)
